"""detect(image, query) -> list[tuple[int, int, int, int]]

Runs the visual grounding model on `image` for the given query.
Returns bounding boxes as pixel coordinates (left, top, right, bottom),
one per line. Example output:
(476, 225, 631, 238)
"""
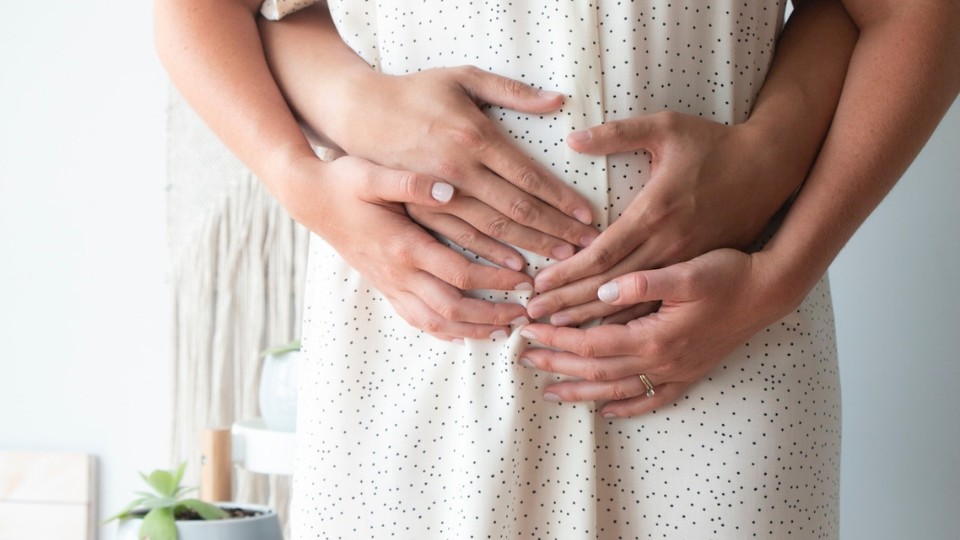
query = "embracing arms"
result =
(153, 0, 597, 341)
(520, 0, 960, 417)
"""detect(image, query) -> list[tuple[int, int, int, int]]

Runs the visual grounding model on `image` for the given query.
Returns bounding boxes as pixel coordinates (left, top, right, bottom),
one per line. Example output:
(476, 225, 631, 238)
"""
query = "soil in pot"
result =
(126, 507, 264, 521)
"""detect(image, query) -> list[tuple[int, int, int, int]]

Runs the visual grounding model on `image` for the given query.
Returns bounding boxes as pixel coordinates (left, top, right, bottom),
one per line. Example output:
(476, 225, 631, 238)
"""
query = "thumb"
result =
(566, 114, 665, 156)
(369, 167, 456, 206)
(459, 66, 564, 114)
(597, 263, 695, 306)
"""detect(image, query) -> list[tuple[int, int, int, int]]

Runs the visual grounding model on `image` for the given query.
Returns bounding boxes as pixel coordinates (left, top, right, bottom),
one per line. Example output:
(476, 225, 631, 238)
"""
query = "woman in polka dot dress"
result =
(154, 0, 960, 538)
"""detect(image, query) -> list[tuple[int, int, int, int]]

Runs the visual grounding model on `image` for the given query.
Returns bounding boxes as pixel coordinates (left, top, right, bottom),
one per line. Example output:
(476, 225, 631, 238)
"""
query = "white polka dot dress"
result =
(284, 1, 841, 538)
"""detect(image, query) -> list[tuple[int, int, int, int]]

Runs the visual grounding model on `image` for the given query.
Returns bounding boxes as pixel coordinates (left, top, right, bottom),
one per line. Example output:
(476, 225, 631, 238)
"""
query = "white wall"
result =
(832, 99, 960, 539)
(0, 3, 957, 540)
(0, 3, 171, 539)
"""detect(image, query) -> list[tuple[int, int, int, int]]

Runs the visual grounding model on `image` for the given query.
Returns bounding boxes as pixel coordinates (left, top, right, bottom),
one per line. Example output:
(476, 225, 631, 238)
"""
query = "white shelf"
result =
(231, 418, 296, 476)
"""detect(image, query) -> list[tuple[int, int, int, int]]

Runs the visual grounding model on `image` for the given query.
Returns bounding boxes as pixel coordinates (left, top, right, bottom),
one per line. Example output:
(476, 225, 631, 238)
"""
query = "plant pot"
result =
(114, 503, 282, 540)
(259, 349, 301, 432)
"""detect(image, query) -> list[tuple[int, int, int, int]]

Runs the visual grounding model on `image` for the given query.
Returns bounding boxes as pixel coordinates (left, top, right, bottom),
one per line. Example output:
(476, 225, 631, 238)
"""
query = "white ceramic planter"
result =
(114, 503, 282, 540)
(259, 349, 301, 432)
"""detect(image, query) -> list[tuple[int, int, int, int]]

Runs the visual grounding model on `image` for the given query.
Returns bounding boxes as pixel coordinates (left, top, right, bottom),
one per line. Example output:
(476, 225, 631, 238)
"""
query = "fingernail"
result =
(519, 357, 535, 368)
(511, 316, 530, 326)
(505, 257, 524, 271)
(551, 244, 575, 260)
(526, 302, 546, 320)
(579, 232, 597, 247)
(568, 130, 592, 144)
(452, 338, 465, 345)
(598, 281, 619, 303)
(520, 328, 538, 341)
(602, 412, 617, 419)
(490, 329, 508, 340)
(514, 282, 534, 291)
(538, 89, 564, 99)
(573, 207, 593, 225)
(550, 313, 573, 326)
(431, 182, 454, 203)
(542, 392, 561, 402)
(533, 275, 552, 293)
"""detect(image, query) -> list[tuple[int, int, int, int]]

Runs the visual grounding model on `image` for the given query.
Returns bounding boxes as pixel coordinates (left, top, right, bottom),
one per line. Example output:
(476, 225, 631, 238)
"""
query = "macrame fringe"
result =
(166, 86, 308, 537)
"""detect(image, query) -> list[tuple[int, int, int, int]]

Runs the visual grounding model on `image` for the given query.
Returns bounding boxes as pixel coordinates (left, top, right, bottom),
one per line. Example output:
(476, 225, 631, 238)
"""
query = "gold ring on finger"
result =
(638, 373, 655, 398)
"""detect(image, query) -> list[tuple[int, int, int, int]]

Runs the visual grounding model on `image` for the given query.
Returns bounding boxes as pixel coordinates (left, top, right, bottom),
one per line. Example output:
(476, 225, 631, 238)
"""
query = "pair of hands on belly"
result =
(284, 65, 802, 416)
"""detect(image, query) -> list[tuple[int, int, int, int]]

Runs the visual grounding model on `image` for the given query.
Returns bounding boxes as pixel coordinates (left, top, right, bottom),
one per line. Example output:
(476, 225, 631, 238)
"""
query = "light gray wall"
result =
(0, 2, 956, 540)
(831, 100, 960, 539)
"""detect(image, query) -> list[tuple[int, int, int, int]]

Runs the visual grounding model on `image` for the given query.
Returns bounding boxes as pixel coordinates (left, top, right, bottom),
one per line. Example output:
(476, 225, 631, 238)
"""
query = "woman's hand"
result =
(525, 111, 803, 325)
(260, 9, 599, 263)
(518, 248, 793, 417)
(280, 154, 534, 341)
(328, 66, 601, 262)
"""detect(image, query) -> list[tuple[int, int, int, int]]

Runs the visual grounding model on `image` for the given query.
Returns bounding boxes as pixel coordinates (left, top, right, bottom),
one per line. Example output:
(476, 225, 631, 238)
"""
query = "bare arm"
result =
(525, 0, 858, 323)
(154, 0, 313, 188)
(521, 0, 960, 417)
(154, 0, 539, 340)
(258, 6, 600, 265)
(762, 0, 960, 305)
(262, 1, 859, 328)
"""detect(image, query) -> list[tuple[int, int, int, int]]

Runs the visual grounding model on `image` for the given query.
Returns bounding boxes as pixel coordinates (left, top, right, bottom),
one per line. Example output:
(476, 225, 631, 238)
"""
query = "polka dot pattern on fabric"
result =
(279, 1, 840, 539)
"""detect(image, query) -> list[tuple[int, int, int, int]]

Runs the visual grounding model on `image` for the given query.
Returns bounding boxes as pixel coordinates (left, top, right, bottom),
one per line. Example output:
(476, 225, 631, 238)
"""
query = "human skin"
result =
(155, 0, 957, 416)
(519, 0, 960, 417)
(255, 0, 848, 328)
(153, 0, 599, 342)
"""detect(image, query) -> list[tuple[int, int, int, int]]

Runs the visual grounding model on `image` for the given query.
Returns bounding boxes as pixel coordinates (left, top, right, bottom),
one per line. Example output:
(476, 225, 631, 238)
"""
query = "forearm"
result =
(738, 0, 858, 215)
(761, 1, 960, 308)
(153, 0, 316, 202)
(257, 5, 374, 150)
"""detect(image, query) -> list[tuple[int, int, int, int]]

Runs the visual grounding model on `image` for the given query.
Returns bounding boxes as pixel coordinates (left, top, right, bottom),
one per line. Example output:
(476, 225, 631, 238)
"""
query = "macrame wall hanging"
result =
(165, 87, 309, 535)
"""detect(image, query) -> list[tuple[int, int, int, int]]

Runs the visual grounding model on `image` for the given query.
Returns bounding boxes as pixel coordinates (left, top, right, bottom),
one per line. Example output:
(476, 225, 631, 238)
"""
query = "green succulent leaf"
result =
(111, 462, 228, 534)
(178, 499, 230, 520)
(145, 469, 177, 498)
(139, 507, 176, 540)
(174, 486, 198, 498)
(102, 497, 148, 523)
(140, 496, 178, 510)
(260, 339, 301, 357)
(171, 462, 187, 489)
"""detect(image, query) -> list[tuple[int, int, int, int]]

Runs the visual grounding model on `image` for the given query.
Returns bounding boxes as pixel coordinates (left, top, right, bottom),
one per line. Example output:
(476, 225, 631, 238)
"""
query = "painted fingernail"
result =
(519, 357, 535, 368)
(490, 329, 508, 340)
(598, 281, 619, 303)
(514, 282, 534, 291)
(550, 313, 573, 327)
(568, 130, 592, 145)
(573, 207, 593, 225)
(505, 257, 524, 271)
(602, 412, 617, 419)
(520, 328, 538, 341)
(551, 244, 575, 260)
(511, 316, 530, 327)
(431, 182, 454, 203)
(542, 392, 561, 402)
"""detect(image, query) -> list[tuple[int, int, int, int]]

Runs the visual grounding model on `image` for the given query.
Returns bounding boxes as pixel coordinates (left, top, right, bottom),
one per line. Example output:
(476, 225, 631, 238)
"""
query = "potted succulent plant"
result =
(107, 462, 282, 540)
(259, 339, 302, 432)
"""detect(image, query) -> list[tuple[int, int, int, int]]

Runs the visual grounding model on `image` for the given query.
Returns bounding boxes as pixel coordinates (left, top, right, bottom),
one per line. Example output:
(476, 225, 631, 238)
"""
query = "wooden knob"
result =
(199, 428, 232, 502)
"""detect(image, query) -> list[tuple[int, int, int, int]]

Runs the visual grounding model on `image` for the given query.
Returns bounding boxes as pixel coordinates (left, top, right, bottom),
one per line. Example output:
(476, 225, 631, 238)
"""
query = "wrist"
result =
(750, 242, 827, 320)
(311, 64, 385, 151)
(260, 142, 329, 220)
